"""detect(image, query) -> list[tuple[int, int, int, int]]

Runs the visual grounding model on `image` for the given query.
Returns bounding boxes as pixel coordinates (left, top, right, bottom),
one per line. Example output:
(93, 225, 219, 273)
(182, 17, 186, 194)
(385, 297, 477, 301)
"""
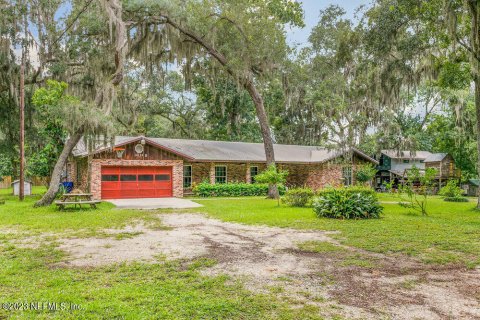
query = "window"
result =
(155, 174, 171, 181)
(183, 165, 192, 188)
(102, 175, 119, 181)
(215, 166, 227, 184)
(120, 175, 136, 181)
(403, 159, 410, 163)
(138, 174, 154, 181)
(250, 166, 258, 183)
(342, 166, 352, 186)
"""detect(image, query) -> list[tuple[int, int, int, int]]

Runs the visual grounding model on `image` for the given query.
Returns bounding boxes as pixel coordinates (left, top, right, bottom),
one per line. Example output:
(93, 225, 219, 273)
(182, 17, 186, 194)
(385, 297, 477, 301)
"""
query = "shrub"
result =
(444, 196, 469, 202)
(317, 185, 376, 198)
(355, 164, 377, 186)
(313, 187, 382, 219)
(193, 182, 286, 197)
(254, 165, 289, 204)
(282, 187, 315, 207)
(439, 180, 464, 198)
(397, 166, 438, 216)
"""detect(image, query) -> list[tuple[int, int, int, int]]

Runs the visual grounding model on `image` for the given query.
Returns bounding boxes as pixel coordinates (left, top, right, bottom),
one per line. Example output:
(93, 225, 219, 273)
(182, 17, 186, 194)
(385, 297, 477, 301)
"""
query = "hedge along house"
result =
(68, 136, 378, 200)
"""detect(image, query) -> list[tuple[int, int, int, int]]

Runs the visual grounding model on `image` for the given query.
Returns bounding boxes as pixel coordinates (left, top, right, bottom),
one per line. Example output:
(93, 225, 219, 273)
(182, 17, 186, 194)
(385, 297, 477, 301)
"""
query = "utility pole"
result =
(19, 50, 25, 201)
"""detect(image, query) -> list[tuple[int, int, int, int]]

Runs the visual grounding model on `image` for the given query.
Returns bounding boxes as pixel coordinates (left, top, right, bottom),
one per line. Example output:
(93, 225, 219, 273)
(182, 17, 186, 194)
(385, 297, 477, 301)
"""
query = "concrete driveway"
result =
(106, 198, 203, 209)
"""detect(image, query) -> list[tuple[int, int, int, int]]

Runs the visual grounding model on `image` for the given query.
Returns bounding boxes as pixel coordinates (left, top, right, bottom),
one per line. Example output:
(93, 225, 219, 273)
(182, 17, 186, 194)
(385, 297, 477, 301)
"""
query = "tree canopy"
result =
(2, 0, 480, 205)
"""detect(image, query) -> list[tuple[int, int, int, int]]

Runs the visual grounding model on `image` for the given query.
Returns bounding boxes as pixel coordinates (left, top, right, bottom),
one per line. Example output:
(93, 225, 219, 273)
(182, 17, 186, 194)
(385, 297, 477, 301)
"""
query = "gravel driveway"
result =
(58, 213, 480, 320)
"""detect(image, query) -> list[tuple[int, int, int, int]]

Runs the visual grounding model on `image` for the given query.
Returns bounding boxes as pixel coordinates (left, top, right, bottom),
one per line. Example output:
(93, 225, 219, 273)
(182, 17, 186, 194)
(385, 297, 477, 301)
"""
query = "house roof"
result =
(381, 149, 433, 160)
(388, 170, 405, 177)
(424, 153, 448, 163)
(468, 179, 480, 187)
(73, 136, 378, 164)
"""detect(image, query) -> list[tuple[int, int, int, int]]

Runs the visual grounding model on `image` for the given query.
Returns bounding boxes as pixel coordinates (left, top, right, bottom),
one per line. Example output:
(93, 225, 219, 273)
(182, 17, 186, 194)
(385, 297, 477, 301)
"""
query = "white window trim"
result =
(342, 166, 353, 186)
(250, 166, 258, 183)
(215, 165, 227, 184)
(183, 165, 192, 188)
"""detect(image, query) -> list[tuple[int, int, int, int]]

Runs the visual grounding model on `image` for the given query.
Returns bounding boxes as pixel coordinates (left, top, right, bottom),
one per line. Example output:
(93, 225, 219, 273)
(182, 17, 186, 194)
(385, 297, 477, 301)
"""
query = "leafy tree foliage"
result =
(355, 164, 377, 186)
(397, 167, 438, 216)
(439, 180, 464, 198)
(254, 165, 289, 203)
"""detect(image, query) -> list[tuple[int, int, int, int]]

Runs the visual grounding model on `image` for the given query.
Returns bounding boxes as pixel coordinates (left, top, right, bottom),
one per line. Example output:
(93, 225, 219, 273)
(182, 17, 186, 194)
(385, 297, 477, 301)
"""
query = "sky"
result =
(286, 0, 371, 47)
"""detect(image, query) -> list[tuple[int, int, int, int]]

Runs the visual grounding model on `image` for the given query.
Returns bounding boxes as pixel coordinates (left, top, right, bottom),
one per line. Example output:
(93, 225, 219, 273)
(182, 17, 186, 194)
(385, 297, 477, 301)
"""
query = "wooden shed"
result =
(462, 179, 479, 197)
(12, 180, 32, 196)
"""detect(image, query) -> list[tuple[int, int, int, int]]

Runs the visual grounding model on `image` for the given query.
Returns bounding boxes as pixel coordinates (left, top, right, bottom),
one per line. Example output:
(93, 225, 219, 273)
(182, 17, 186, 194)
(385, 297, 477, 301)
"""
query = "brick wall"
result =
(185, 161, 349, 190)
(204, 163, 256, 184)
(306, 163, 343, 190)
(187, 162, 210, 185)
(72, 153, 375, 198)
(278, 162, 343, 190)
(89, 159, 184, 200)
(67, 159, 76, 184)
(280, 154, 373, 190)
(67, 158, 89, 191)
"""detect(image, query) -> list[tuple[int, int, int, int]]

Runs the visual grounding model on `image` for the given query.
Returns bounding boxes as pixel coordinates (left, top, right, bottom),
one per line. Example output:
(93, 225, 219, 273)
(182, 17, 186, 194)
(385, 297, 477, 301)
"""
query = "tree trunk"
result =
(34, 129, 84, 207)
(244, 78, 278, 199)
(34, 0, 127, 207)
(162, 16, 279, 198)
(475, 77, 480, 209)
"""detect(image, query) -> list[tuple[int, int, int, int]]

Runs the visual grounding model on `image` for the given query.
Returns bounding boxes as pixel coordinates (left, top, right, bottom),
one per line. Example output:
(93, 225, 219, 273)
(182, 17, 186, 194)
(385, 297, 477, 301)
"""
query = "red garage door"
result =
(101, 166, 173, 199)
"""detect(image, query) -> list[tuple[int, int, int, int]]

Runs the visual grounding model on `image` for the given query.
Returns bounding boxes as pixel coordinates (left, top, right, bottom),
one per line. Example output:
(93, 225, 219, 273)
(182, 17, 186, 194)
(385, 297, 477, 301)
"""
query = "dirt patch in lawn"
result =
(57, 213, 480, 320)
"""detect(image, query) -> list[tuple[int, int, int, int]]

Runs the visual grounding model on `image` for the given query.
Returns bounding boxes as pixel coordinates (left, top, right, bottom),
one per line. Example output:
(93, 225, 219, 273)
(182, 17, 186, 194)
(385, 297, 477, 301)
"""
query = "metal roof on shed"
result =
(381, 150, 433, 160)
(424, 153, 447, 163)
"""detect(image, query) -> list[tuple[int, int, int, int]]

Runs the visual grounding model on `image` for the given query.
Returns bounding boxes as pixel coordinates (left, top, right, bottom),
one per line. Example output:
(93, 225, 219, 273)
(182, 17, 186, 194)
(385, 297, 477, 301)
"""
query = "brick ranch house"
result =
(67, 136, 378, 200)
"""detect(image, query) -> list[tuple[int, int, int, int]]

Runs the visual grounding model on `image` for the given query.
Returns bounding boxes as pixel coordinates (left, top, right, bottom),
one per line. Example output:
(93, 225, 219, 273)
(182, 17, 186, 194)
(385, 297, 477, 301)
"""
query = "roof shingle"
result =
(73, 136, 378, 164)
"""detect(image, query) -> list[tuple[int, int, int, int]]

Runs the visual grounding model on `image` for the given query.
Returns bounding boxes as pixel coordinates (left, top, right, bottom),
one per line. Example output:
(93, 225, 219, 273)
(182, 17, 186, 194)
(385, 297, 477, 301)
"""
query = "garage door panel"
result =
(102, 167, 120, 175)
(101, 166, 172, 199)
(102, 189, 119, 199)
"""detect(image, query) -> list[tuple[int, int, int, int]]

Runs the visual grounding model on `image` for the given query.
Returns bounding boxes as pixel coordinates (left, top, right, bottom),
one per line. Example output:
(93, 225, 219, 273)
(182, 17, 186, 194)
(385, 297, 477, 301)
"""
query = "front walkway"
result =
(106, 197, 203, 209)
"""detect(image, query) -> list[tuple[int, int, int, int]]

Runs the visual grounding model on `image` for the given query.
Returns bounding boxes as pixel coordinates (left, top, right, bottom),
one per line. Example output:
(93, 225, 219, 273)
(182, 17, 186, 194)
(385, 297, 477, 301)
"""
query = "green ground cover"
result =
(0, 189, 321, 319)
(193, 194, 480, 266)
(0, 187, 479, 319)
(0, 187, 159, 235)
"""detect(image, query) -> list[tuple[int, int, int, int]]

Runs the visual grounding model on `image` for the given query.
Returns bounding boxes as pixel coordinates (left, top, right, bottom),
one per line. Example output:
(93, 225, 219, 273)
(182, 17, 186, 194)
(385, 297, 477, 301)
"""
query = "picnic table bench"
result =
(55, 193, 100, 210)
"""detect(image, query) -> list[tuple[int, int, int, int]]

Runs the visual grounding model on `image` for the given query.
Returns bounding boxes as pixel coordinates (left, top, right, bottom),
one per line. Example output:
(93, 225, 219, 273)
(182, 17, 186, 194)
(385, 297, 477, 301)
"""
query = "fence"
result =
(0, 176, 11, 189)
(0, 176, 48, 189)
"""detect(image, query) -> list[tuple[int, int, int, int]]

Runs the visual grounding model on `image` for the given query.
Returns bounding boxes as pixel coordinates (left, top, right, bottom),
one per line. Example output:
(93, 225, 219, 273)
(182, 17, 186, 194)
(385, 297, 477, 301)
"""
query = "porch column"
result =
(209, 163, 215, 184)
(246, 163, 251, 183)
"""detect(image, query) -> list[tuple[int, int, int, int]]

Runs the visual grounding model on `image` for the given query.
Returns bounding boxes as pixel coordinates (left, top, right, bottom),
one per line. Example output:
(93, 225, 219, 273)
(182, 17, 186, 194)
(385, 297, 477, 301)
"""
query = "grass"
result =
(192, 194, 480, 266)
(297, 241, 345, 253)
(0, 244, 320, 319)
(0, 188, 323, 319)
(0, 187, 161, 236)
(339, 254, 376, 268)
(1, 186, 480, 318)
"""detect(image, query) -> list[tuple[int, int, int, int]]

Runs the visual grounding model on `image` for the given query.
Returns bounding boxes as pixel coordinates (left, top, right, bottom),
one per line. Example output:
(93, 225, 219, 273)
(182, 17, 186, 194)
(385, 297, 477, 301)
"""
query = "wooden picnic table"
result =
(55, 193, 100, 210)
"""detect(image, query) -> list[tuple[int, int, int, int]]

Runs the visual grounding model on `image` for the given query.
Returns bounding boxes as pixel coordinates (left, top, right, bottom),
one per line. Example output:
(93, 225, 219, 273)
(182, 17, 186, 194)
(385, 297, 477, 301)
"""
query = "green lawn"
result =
(193, 194, 480, 266)
(0, 187, 161, 235)
(0, 189, 322, 319)
(1, 187, 479, 318)
(0, 247, 317, 319)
